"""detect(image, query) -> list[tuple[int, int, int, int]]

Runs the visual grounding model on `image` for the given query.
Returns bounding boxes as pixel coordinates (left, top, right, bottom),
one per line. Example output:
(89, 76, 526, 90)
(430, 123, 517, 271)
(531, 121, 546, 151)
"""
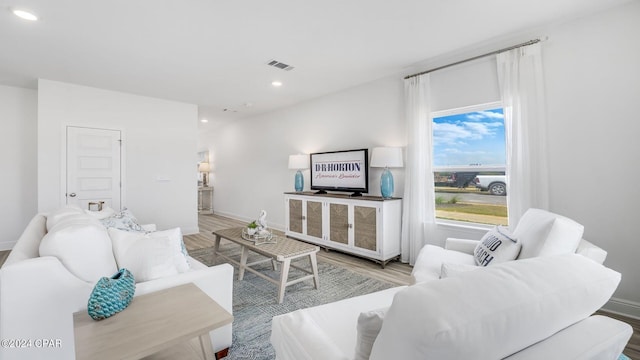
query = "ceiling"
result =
(0, 0, 632, 130)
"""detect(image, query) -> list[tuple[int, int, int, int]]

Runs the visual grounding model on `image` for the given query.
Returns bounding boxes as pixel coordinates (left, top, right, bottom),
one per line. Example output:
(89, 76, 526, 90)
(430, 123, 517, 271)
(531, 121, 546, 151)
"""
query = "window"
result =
(431, 102, 508, 226)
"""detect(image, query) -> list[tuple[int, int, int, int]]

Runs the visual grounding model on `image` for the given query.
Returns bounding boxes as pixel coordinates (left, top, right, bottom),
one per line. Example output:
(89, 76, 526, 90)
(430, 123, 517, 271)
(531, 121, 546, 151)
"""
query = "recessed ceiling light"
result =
(12, 8, 38, 21)
(272, 81, 283, 87)
(200, 119, 209, 123)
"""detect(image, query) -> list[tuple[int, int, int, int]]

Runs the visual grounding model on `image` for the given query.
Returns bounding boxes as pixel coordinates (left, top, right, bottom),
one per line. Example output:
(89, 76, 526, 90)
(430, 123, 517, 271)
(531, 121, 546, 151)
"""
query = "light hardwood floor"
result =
(0, 213, 638, 358)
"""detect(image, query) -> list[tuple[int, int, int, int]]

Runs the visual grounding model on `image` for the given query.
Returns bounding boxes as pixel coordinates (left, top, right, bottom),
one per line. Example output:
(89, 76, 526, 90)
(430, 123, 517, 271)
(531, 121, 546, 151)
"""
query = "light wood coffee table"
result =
(212, 227, 320, 304)
(73, 283, 232, 360)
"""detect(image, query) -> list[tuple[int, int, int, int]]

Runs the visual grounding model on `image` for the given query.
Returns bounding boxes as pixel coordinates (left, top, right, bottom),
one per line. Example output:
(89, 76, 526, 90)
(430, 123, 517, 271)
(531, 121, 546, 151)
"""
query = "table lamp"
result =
(370, 147, 403, 199)
(198, 162, 211, 187)
(288, 154, 309, 192)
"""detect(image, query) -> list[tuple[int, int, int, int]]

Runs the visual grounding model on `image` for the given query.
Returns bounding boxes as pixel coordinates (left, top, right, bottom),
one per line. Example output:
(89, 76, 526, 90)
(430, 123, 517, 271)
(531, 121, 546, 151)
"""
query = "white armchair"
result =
(411, 208, 608, 283)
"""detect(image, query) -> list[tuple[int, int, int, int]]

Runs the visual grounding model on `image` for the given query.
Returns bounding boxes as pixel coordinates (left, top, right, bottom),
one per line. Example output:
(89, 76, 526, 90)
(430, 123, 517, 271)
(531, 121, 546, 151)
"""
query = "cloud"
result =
(433, 121, 502, 145)
(466, 110, 504, 121)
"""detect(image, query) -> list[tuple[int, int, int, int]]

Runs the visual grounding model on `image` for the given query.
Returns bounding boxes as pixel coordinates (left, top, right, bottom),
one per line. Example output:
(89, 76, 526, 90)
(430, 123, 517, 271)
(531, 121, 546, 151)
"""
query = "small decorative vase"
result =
(247, 227, 257, 236)
(380, 167, 394, 199)
(87, 268, 135, 320)
(294, 170, 304, 192)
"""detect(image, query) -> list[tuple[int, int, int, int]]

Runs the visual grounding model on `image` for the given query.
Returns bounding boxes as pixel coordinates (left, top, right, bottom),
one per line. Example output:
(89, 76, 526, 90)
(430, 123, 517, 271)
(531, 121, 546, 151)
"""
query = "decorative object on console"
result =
(198, 162, 212, 187)
(87, 268, 136, 320)
(370, 147, 403, 199)
(288, 154, 309, 192)
(247, 221, 258, 235)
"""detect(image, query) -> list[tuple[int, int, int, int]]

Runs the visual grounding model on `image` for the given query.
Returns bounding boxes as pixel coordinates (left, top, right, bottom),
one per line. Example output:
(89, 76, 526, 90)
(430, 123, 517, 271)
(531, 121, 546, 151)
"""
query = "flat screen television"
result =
(310, 149, 369, 196)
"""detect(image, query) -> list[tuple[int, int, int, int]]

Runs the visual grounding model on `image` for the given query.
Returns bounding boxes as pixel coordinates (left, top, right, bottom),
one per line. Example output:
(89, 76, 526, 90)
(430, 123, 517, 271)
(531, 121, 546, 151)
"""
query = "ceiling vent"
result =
(267, 59, 295, 71)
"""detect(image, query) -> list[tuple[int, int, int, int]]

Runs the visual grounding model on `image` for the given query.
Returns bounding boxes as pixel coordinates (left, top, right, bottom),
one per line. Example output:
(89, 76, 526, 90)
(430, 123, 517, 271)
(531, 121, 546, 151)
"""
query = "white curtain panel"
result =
(497, 43, 550, 228)
(401, 74, 437, 265)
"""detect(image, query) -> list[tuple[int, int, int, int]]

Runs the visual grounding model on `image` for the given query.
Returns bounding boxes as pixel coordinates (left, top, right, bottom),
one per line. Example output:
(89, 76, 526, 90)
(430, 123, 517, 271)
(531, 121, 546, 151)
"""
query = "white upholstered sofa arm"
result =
(575, 239, 607, 265)
(444, 238, 479, 254)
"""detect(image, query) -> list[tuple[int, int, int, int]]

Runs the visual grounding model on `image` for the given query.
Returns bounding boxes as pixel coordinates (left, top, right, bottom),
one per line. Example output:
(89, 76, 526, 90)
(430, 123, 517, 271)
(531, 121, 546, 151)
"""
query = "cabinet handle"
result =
(302, 216, 306, 220)
(348, 223, 353, 229)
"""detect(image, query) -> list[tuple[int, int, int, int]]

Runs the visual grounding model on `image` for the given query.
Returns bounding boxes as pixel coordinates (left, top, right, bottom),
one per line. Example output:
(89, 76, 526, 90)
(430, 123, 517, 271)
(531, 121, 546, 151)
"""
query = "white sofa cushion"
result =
(473, 226, 521, 266)
(512, 208, 555, 259)
(537, 216, 584, 257)
(39, 217, 118, 282)
(370, 254, 621, 360)
(355, 307, 388, 360)
(109, 228, 190, 282)
(411, 244, 476, 283)
(440, 262, 478, 278)
(45, 205, 84, 231)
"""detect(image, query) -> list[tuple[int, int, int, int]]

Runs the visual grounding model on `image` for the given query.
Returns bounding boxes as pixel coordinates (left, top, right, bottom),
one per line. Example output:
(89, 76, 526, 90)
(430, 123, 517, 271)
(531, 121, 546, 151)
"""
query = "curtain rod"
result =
(404, 38, 541, 80)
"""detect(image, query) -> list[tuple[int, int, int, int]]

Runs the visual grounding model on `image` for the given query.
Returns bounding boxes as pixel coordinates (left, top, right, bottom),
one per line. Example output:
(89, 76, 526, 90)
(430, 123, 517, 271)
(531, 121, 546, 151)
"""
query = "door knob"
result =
(68, 193, 77, 197)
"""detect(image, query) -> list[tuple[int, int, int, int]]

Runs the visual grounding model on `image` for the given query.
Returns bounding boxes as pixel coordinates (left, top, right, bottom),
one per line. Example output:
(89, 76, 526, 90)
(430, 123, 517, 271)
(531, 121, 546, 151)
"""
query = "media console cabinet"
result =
(284, 192, 402, 268)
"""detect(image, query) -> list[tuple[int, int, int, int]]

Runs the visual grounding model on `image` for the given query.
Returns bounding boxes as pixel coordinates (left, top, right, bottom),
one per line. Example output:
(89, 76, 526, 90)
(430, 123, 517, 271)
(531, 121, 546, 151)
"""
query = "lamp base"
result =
(294, 170, 304, 192)
(380, 168, 394, 199)
(203, 173, 208, 188)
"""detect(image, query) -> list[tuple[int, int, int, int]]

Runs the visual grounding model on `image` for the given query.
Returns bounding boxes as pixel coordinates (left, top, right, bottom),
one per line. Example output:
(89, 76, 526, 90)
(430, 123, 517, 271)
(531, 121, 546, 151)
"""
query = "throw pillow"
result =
(45, 205, 84, 231)
(369, 254, 621, 360)
(355, 307, 388, 360)
(101, 208, 146, 232)
(537, 216, 584, 257)
(39, 219, 118, 282)
(473, 226, 521, 266)
(439, 262, 479, 279)
(108, 228, 190, 281)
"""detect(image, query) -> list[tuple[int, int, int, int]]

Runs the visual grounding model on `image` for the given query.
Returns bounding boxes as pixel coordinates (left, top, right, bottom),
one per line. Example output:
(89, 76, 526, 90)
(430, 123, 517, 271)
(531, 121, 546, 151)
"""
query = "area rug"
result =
(190, 245, 396, 360)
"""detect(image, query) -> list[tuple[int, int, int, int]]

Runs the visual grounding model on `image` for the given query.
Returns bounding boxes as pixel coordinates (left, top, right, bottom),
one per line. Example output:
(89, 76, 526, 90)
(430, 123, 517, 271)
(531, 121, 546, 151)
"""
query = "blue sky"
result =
(432, 108, 505, 167)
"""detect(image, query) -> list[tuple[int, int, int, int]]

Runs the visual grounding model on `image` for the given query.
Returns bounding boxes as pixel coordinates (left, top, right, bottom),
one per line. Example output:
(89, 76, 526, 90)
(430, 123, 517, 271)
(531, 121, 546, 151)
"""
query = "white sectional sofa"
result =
(0, 206, 233, 360)
(271, 209, 632, 360)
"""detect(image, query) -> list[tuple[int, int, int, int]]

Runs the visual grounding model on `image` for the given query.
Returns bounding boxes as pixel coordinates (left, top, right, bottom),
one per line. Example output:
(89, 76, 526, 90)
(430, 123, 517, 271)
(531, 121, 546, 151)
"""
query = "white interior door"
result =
(66, 127, 122, 210)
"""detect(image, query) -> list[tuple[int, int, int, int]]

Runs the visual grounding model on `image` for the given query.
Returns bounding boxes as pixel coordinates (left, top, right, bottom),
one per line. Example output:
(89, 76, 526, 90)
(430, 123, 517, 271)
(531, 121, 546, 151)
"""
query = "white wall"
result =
(543, 1, 640, 316)
(38, 80, 199, 233)
(202, 2, 640, 317)
(201, 76, 405, 229)
(0, 85, 37, 250)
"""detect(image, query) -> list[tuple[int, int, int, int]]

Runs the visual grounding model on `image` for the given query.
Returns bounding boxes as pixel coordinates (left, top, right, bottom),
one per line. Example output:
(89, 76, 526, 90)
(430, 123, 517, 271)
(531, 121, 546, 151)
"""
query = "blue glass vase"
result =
(380, 168, 394, 199)
(294, 170, 304, 192)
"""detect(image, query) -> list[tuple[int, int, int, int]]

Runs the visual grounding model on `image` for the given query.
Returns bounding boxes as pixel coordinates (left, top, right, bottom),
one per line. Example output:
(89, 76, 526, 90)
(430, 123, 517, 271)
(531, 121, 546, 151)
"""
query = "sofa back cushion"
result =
(39, 216, 118, 282)
(45, 205, 84, 231)
(369, 254, 621, 360)
(513, 208, 583, 259)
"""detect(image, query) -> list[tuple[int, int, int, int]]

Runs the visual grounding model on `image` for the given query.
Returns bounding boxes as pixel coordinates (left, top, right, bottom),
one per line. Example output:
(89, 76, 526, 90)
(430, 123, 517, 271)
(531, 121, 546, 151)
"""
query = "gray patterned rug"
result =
(190, 245, 395, 360)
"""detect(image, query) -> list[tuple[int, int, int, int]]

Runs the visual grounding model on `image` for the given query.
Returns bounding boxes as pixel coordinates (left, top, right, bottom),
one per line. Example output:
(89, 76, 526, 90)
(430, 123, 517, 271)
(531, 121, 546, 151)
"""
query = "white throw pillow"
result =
(440, 262, 479, 279)
(473, 226, 521, 266)
(39, 218, 118, 282)
(355, 307, 388, 360)
(513, 208, 556, 259)
(109, 228, 190, 282)
(369, 254, 621, 360)
(537, 216, 584, 257)
(45, 205, 84, 231)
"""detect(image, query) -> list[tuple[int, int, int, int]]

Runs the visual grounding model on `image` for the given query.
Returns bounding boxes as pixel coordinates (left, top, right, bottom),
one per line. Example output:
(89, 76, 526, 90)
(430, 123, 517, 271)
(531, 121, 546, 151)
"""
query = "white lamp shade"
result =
(370, 147, 403, 168)
(288, 154, 309, 170)
(198, 162, 211, 172)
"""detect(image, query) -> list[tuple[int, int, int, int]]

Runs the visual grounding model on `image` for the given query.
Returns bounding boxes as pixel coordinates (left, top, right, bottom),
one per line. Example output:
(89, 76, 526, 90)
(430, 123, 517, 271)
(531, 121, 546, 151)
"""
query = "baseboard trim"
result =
(0, 241, 16, 251)
(182, 226, 200, 236)
(602, 297, 640, 320)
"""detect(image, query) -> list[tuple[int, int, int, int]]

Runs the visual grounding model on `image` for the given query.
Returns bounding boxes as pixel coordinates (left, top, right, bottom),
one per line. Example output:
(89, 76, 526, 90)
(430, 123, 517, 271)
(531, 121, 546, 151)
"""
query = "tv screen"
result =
(310, 149, 369, 196)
